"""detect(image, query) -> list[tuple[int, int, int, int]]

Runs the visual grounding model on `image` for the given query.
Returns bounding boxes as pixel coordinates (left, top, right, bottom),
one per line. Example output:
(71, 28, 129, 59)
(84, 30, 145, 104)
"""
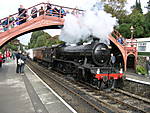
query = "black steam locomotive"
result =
(29, 37, 125, 89)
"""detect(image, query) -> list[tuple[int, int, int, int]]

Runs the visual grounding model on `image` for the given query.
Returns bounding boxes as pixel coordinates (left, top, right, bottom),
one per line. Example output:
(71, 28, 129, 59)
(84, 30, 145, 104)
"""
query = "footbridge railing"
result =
(0, 2, 83, 33)
(111, 30, 137, 48)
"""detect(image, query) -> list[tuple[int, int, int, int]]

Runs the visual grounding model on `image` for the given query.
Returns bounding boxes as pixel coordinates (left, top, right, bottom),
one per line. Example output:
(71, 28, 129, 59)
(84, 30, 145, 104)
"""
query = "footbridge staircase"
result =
(109, 30, 137, 71)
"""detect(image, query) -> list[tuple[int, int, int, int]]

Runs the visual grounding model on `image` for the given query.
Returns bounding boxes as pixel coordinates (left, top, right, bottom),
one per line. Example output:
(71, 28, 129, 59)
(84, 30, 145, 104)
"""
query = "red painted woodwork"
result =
(109, 31, 137, 71)
(0, 15, 64, 46)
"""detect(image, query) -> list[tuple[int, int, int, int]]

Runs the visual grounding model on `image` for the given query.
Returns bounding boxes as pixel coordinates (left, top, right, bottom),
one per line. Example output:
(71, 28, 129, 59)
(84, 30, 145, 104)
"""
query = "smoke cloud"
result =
(60, 0, 117, 45)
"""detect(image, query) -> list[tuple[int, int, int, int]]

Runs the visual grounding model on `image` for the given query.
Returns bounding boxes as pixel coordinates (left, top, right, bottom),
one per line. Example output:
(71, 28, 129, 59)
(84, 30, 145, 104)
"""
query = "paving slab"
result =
(0, 60, 35, 113)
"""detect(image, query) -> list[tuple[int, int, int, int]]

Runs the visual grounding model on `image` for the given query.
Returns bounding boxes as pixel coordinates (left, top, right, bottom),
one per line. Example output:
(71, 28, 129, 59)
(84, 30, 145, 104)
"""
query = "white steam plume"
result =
(60, 0, 117, 45)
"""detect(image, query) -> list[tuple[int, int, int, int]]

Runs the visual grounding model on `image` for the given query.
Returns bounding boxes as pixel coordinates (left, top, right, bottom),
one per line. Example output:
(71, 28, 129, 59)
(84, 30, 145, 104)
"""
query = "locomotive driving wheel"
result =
(100, 78, 115, 90)
(100, 80, 107, 90)
(107, 78, 115, 89)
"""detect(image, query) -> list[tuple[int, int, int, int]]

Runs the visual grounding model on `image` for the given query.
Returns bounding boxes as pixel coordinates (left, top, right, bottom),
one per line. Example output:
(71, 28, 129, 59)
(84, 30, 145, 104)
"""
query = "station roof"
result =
(136, 37, 150, 42)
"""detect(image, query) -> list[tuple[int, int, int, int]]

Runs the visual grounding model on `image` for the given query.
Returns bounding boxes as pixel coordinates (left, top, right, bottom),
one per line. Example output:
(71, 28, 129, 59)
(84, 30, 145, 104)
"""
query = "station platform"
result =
(0, 59, 76, 113)
(126, 72, 150, 85)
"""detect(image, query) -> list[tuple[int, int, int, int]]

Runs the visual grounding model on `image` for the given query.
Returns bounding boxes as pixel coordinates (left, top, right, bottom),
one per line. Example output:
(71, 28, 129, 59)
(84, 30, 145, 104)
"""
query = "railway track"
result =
(27, 60, 111, 113)
(27, 60, 150, 113)
(65, 78, 150, 113)
(78, 84, 150, 113)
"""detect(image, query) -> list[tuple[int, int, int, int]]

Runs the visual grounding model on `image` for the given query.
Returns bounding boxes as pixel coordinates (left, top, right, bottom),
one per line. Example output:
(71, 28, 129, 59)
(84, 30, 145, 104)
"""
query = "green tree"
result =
(28, 30, 45, 48)
(143, 1, 150, 37)
(129, 10, 145, 37)
(131, 0, 143, 13)
(4, 42, 18, 51)
(102, 0, 150, 38)
(117, 23, 131, 38)
(117, 8, 145, 38)
(28, 30, 62, 48)
(102, 0, 127, 22)
(144, 12, 150, 37)
(34, 35, 47, 47)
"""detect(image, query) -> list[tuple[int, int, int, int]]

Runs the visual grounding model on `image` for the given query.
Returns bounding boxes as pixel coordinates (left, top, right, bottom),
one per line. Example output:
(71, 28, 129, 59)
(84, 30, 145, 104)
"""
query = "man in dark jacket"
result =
(20, 52, 27, 74)
(0, 52, 3, 68)
(31, 7, 37, 18)
(18, 5, 26, 25)
(110, 53, 116, 68)
(15, 51, 21, 73)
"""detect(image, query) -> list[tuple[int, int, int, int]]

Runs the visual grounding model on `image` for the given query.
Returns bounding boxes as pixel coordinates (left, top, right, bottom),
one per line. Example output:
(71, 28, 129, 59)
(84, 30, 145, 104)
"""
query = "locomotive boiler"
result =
(56, 38, 110, 67)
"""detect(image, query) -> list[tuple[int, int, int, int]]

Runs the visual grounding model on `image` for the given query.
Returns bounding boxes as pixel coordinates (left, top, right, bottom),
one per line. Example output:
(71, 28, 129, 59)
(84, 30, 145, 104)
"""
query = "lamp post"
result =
(130, 26, 134, 39)
(130, 26, 134, 47)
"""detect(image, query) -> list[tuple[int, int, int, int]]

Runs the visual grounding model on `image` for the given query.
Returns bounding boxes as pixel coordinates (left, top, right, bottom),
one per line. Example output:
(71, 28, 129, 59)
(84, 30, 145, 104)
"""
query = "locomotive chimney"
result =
(88, 35, 100, 43)
(89, 35, 100, 43)
(93, 37, 100, 43)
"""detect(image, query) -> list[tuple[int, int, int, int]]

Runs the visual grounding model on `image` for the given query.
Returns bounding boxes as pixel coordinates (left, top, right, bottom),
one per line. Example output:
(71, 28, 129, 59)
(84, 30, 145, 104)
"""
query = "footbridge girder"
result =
(0, 15, 64, 47)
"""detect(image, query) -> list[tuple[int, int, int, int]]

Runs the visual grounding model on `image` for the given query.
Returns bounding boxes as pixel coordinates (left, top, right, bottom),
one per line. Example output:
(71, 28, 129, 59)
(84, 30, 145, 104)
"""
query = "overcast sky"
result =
(0, 0, 149, 45)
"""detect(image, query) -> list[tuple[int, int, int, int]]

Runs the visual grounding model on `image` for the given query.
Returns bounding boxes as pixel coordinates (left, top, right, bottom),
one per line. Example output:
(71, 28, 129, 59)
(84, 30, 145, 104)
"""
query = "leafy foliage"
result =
(103, 0, 127, 20)
(136, 65, 147, 75)
(131, 0, 142, 13)
(144, 12, 150, 37)
(3, 42, 18, 51)
(115, 0, 150, 38)
(117, 23, 131, 38)
(28, 30, 62, 49)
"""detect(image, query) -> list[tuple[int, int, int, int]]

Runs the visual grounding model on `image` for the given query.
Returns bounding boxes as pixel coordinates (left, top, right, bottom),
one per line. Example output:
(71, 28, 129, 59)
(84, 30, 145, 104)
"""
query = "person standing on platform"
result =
(15, 51, 21, 73)
(0, 52, 3, 68)
(11, 51, 15, 60)
(6, 50, 11, 60)
(20, 52, 27, 74)
(110, 53, 116, 68)
(146, 57, 150, 78)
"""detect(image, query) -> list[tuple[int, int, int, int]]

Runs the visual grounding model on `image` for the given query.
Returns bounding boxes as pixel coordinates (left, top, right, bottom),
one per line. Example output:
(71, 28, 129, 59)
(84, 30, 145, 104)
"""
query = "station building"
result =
(136, 37, 150, 56)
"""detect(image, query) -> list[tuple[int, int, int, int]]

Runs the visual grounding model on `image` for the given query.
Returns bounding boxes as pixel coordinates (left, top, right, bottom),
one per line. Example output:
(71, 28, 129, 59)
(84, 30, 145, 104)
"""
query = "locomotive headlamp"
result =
(108, 46, 112, 49)
(119, 68, 123, 73)
(101, 60, 104, 63)
(97, 68, 100, 74)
